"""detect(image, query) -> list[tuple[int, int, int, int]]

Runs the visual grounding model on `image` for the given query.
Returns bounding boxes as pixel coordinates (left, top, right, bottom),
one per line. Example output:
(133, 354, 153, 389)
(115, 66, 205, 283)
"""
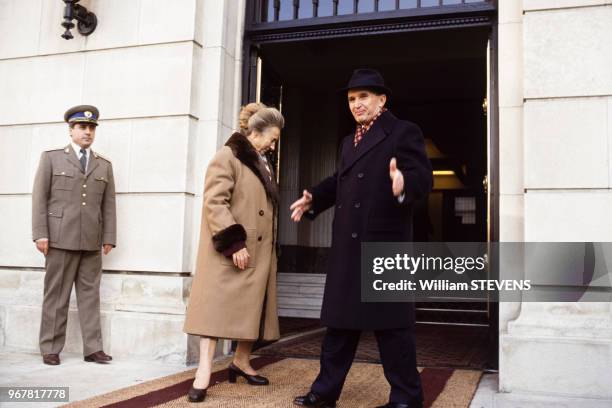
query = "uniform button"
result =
(83, 184, 87, 188)
(259, 210, 264, 216)
(337, 204, 342, 209)
(358, 173, 364, 178)
(351, 233, 358, 239)
(354, 202, 361, 208)
(258, 236, 262, 241)
(82, 193, 87, 197)
(82, 202, 86, 206)
(61, 171, 65, 175)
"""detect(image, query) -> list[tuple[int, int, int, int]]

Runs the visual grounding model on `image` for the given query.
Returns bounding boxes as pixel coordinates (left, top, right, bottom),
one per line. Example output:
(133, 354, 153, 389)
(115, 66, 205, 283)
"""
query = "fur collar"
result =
(225, 132, 279, 205)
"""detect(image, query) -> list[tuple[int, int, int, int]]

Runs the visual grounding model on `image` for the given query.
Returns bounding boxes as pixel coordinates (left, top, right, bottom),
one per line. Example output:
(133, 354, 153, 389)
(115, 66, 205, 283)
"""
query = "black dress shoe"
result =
(42, 354, 60, 365)
(375, 403, 415, 408)
(187, 386, 207, 403)
(293, 391, 336, 407)
(84, 350, 112, 364)
(228, 362, 269, 385)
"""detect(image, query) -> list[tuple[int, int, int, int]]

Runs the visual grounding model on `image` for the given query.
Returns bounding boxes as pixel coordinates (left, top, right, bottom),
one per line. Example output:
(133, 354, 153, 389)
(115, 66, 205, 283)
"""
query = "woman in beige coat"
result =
(183, 104, 284, 403)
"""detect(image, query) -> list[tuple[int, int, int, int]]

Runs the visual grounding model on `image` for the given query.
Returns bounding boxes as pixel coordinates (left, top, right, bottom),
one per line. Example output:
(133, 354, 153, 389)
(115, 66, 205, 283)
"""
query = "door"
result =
(247, 46, 284, 179)
(485, 29, 500, 371)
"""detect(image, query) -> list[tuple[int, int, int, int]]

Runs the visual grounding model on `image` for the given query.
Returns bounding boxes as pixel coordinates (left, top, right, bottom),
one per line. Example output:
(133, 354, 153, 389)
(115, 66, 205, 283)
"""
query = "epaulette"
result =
(93, 152, 111, 162)
(44, 147, 64, 153)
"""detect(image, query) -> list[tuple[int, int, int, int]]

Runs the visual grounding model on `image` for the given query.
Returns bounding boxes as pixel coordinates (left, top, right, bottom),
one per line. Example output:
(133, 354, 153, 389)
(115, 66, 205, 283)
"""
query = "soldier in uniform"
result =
(32, 105, 116, 365)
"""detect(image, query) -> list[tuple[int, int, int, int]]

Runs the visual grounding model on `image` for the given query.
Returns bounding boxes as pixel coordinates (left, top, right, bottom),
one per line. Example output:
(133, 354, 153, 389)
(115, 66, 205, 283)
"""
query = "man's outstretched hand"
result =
(290, 190, 313, 222)
(389, 157, 404, 197)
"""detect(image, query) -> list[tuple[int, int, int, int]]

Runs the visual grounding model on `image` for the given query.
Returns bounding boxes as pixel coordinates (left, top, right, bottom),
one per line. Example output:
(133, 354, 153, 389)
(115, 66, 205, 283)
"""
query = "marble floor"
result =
(469, 373, 612, 408)
(0, 350, 190, 408)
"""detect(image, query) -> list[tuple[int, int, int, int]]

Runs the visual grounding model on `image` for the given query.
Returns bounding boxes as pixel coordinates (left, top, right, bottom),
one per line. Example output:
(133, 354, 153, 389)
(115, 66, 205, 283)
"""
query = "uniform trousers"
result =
(311, 327, 423, 407)
(39, 247, 103, 356)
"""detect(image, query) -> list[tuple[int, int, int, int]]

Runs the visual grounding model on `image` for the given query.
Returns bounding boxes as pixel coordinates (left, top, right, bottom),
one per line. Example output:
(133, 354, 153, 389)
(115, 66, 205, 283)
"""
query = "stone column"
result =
(499, 0, 612, 400)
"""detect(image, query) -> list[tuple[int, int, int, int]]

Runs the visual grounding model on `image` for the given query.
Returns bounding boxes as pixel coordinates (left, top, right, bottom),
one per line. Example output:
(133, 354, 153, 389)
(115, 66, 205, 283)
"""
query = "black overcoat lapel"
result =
(339, 110, 397, 176)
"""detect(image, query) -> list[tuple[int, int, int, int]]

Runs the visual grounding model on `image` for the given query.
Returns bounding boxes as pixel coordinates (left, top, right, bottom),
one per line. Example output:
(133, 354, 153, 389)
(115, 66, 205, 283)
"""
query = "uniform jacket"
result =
(307, 110, 432, 330)
(32, 145, 117, 251)
(183, 132, 280, 341)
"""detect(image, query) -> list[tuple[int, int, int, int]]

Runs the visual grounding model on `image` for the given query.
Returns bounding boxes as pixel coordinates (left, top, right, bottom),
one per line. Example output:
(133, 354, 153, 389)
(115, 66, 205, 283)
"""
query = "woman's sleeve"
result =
(203, 148, 247, 257)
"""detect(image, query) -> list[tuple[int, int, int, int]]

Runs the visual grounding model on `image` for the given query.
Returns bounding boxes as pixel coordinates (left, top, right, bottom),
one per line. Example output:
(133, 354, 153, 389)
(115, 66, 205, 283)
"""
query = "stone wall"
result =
(499, 0, 612, 400)
(0, 0, 245, 362)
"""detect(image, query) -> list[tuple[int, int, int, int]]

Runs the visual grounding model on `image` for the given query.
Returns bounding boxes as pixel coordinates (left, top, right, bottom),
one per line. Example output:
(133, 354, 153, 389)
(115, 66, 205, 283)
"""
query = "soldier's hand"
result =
(103, 244, 113, 255)
(35, 239, 49, 256)
(290, 190, 313, 222)
(232, 248, 250, 270)
(389, 158, 404, 197)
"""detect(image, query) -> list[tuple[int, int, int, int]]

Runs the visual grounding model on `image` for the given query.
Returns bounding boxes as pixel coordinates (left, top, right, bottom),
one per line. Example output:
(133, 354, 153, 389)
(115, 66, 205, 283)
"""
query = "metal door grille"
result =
(261, 0, 490, 23)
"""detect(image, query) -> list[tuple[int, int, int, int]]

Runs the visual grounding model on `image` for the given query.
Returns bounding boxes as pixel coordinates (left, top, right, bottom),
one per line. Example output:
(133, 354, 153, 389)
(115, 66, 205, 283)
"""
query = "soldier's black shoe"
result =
(84, 350, 112, 363)
(293, 391, 336, 407)
(42, 354, 60, 365)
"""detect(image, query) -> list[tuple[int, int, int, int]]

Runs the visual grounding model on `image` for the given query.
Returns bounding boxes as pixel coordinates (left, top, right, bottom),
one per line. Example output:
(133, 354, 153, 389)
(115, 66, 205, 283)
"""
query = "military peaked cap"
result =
(64, 105, 100, 126)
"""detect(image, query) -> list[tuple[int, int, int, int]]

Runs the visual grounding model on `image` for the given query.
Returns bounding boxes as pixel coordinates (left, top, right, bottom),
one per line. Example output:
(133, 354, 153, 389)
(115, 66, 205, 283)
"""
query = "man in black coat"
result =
(290, 69, 432, 408)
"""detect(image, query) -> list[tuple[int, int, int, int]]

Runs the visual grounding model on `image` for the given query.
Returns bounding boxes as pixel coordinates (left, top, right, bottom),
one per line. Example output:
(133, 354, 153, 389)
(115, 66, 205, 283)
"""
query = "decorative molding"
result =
(248, 16, 493, 43)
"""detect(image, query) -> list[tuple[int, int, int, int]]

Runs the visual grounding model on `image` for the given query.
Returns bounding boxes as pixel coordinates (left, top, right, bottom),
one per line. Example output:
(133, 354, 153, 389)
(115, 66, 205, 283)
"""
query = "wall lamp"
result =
(61, 0, 97, 40)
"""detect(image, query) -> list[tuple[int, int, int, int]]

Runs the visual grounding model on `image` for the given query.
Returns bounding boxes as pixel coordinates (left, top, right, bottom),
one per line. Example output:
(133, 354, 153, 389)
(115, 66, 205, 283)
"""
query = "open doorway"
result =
(254, 26, 493, 369)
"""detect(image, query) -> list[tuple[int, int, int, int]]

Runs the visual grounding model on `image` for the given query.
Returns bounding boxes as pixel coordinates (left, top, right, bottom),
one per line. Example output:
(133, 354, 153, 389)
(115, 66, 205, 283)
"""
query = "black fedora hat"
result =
(342, 68, 392, 96)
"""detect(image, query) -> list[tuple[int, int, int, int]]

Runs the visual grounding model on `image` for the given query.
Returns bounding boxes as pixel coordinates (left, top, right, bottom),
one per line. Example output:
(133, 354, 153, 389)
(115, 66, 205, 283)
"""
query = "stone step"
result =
(277, 295, 323, 307)
(278, 308, 321, 319)
(278, 283, 325, 297)
(277, 272, 326, 285)
(277, 273, 490, 325)
(416, 306, 489, 325)
(277, 273, 325, 318)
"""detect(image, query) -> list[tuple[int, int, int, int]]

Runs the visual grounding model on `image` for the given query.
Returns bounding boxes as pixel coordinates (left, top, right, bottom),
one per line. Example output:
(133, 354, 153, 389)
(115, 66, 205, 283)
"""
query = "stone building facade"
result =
(0, 0, 245, 362)
(0, 0, 610, 403)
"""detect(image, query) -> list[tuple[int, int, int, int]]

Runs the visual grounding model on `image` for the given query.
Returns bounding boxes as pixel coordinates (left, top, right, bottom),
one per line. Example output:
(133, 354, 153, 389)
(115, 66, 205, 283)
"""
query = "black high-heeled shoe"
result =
(187, 386, 207, 402)
(228, 362, 269, 385)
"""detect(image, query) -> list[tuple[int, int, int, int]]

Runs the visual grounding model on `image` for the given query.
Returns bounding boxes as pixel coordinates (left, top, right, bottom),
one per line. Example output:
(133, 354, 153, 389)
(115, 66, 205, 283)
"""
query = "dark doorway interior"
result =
(257, 318, 488, 369)
(257, 26, 491, 368)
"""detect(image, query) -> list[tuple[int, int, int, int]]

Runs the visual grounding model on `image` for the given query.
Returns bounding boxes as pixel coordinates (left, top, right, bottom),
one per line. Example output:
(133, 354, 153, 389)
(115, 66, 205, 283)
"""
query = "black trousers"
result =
(311, 327, 423, 406)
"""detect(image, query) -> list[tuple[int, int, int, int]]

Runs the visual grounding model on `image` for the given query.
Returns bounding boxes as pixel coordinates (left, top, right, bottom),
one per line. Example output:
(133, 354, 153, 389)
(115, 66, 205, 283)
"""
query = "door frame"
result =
(242, 1, 500, 371)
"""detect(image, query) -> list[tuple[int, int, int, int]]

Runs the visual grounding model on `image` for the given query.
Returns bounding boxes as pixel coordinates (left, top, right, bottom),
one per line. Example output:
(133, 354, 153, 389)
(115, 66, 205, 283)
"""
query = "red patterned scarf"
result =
(354, 107, 387, 146)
